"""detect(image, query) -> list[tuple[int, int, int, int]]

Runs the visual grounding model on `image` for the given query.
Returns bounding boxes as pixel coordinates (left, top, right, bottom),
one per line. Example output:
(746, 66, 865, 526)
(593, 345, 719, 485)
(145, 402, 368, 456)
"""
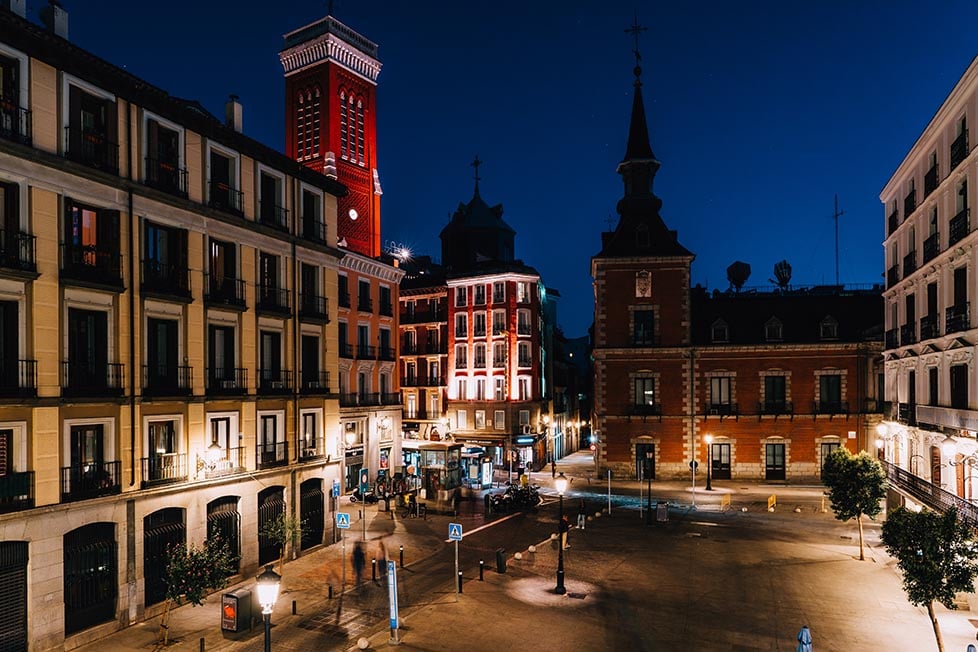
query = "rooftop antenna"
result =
(831, 194, 844, 286)
(625, 12, 647, 85)
(471, 155, 483, 197)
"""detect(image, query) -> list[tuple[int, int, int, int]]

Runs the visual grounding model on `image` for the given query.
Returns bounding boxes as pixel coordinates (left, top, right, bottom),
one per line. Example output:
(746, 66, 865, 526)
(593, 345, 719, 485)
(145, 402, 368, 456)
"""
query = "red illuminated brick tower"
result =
(280, 14, 382, 257)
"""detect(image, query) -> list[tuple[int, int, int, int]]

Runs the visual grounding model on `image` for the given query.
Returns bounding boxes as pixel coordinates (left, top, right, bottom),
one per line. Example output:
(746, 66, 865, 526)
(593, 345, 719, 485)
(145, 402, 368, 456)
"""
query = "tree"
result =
(821, 447, 886, 560)
(881, 506, 978, 652)
(157, 537, 235, 647)
(259, 513, 305, 572)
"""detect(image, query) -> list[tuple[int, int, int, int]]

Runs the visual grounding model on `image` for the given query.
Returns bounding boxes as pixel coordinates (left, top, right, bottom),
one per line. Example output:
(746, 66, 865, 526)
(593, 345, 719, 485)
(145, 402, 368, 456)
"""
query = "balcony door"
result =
(71, 424, 105, 472)
(301, 335, 320, 387)
(260, 331, 282, 384)
(67, 309, 107, 387)
(710, 443, 731, 479)
(765, 443, 785, 480)
(0, 300, 17, 388)
(954, 265, 968, 315)
(951, 364, 969, 410)
(147, 318, 178, 388)
(208, 325, 235, 384)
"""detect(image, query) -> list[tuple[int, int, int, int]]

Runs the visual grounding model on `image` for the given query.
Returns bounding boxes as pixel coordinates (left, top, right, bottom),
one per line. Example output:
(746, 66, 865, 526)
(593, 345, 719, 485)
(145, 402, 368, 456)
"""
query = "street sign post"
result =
(332, 479, 340, 497)
(337, 512, 350, 591)
(336, 513, 350, 529)
(387, 560, 399, 644)
(450, 522, 463, 602)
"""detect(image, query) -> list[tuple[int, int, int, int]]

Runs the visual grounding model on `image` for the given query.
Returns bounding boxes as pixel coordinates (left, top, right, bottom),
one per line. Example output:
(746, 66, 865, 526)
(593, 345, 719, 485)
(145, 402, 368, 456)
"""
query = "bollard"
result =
(400, 544, 404, 567)
(328, 584, 333, 599)
(292, 600, 296, 615)
(457, 570, 463, 593)
(372, 558, 377, 581)
(479, 559, 484, 581)
(200, 637, 205, 652)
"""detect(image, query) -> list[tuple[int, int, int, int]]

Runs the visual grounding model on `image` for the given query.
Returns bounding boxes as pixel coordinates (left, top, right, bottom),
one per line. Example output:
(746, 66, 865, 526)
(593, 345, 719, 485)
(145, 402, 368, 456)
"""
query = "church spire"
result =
(619, 15, 658, 176)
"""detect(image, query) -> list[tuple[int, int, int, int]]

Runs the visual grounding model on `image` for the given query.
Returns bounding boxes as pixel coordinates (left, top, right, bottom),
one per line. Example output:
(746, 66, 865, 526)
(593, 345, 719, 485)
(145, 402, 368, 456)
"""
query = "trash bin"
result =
(656, 501, 669, 523)
(221, 588, 252, 632)
(495, 547, 506, 574)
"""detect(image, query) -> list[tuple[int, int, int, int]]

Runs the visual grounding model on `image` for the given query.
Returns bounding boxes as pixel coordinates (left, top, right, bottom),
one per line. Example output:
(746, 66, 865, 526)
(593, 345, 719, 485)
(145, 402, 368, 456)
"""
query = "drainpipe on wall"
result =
(126, 99, 136, 487)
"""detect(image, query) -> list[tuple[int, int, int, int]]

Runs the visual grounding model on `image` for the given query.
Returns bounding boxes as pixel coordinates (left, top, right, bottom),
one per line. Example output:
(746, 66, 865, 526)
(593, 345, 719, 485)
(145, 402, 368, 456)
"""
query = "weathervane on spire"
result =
(625, 12, 647, 85)
(471, 155, 483, 196)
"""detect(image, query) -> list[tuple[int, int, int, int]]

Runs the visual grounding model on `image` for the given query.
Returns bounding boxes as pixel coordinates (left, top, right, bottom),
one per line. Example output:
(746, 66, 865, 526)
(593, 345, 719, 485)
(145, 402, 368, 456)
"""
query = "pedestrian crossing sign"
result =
(336, 512, 350, 529)
(448, 522, 462, 541)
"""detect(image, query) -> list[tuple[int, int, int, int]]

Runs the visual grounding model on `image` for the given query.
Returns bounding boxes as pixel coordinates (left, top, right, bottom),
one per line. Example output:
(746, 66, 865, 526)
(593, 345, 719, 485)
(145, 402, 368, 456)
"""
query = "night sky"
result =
(52, 0, 978, 337)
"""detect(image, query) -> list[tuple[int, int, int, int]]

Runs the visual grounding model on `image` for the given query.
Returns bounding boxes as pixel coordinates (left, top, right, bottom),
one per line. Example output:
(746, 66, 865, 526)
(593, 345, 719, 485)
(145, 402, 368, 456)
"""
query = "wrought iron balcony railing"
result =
(141, 453, 187, 487)
(885, 328, 898, 349)
(886, 265, 900, 288)
(358, 296, 373, 312)
(401, 310, 441, 324)
(142, 260, 191, 299)
(257, 285, 291, 315)
(898, 402, 917, 426)
(924, 163, 939, 197)
(379, 301, 393, 317)
(206, 367, 247, 395)
(258, 369, 293, 395)
(951, 130, 969, 171)
(61, 361, 124, 397)
(920, 314, 939, 340)
(904, 188, 917, 217)
(903, 250, 917, 277)
(338, 342, 353, 358)
(259, 202, 289, 232)
(922, 231, 940, 263)
(204, 273, 246, 307)
(299, 370, 330, 394)
(0, 470, 33, 513)
(302, 216, 326, 244)
(0, 101, 31, 145)
(339, 392, 358, 407)
(143, 364, 192, 396)
(0, 359, 37, 398)
(382, 392, 402, 405)
(900, 323, 917, 346)
(0, 231, 35, 273)
(356, 344, 376, 359)
(759, 400, 793, 416)
(64, 126, 118, 174)
(144, 157, 188, 198)
(61, 243, 123, 287)
(946, 302, 970, 334)
(60, 461, 121, 502)
(338, 289, 350, 308)
(298, 439, 325, 461)
(299, 293, 329, 321)
(949, 208, 971, 246)
(208, 180, 243, 215)
(202, 446, 246, 479)
(378, 346, 396, 361)
(707, 402, 738, 417)
(257, 441, 288, 469)
(813, 400, 848, 416)
(888, 210, 900, 236)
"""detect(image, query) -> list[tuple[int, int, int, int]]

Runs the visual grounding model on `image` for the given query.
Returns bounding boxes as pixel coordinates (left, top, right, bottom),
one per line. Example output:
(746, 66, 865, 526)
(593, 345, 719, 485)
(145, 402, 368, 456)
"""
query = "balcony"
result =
(338, 342, 353, 359)
(628, 403, 662, 417)
(144, 157, 188, 198)
(299, 370, 330, 395)
(60, 461, 121, 502)
(473, 357, 486, 369)
(402, 343, 419, 355)
(916, 404, 978, 431)
(518, 356, 532, 368)
(299, 293, 329, 322)
(920, 314, 939, 340)
(945, 302, 970, 334)
(302, 216, 326, 244)
(882, 460, 978, 530)
(707, 402, 738, 417)
(922, 232, 940, 263)
(900, 323, 917, 346)
(206, 367, 247, 395)
(951, 130, 969, 171)
(924, 163, 939, 197)
(380, 301, 393, 317)
(861, 399, 883, 414)
(886, 264, 900, 288)
(898, 402, 917, 426)
(0, 470, 33, 512)
(0, 101, 31, 145)
(0, 360, 37, 398)
(902, 250, 917, 277)
(143, 364, 192, 397)
(64, 126, 118, 174)
(0, 231, 35, 274)
(517, 323, 531, 336)
(339, 392, 358, 407)
(378, 346, 396, 361)
(888, 209, 900, 236)
(204, 273, 246, 308)
(813, 400, 848, 416)
(257, 285, 291, 316)
(142, 260, 191, 301)
(759, 400, 793, 416)
(401, 310, 439, 324)
(258, 369, 293, 395)
(357, 295, 373, 313)
(140, 453, 187, 488)
(904, 188, 917, 217)
(208, 180, 243, 215)
(202, 446, 246, 479)
(61, 243, 123, 288)
(259, 201, 289, 232)
(299, 439, 325, 461)
(885, 328, 898, 349)
(61, 361, 124, 397)
(949, 208, 971, 246)
(356, 344, 376, 359)
(338, 290, 351, 309)
(382, 392, 402, 405)
(257, 441, 288, 469)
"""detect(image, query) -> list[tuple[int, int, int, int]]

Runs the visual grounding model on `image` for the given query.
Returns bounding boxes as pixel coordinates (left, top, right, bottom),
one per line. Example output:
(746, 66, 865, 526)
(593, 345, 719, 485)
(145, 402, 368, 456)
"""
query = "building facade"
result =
(879, 54, 978, 501)
(591, 55, 883, 482)
(0, 5, 345, 649)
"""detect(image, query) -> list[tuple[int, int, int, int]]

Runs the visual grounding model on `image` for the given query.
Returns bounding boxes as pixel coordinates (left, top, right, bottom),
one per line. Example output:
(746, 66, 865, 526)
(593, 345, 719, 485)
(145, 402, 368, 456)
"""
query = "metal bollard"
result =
(199, 637, 205, 652)
(292, 600, 296, 615)
(400, 545, 404, 567)
(372, 558, 377, 581)
(479, 559, 484, 581)
(328, 584, 333, 599)
(457, 570, 463, 593)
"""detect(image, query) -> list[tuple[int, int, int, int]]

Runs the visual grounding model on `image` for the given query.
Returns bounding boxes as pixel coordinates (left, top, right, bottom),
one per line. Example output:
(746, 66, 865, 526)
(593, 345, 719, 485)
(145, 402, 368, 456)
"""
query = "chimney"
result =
(39, 0, 68, 39)
(224, 94, 242, 133)
(1, 0, 27, 18)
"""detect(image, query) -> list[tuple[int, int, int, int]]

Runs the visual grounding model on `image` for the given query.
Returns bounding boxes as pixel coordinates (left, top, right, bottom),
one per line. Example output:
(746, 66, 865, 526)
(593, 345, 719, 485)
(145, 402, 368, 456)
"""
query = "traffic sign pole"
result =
(448, 522, 463, 603)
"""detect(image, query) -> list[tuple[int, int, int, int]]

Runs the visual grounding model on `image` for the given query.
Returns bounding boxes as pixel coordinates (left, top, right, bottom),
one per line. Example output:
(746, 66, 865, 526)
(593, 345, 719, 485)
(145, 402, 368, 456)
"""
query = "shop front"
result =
(461, 446, 493, 489)
(513, 433, 547, 473)
(417, 441, 462, 512)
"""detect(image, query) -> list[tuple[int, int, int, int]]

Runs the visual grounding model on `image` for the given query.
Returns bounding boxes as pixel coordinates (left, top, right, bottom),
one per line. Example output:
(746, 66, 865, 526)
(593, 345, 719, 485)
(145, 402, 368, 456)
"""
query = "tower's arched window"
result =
(356, 99, 365, 164)
(339, 91, 349, 159)
(295, 87, 321, 161)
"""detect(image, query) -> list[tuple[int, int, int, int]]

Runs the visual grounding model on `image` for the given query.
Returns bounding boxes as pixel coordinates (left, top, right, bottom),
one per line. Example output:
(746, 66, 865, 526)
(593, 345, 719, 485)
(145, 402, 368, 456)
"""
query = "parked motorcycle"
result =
(350, 487, 379, 504)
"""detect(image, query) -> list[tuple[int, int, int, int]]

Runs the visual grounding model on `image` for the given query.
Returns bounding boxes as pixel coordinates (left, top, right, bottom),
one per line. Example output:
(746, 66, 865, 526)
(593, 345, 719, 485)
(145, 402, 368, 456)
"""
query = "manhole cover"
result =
(567, 592, 587, 600)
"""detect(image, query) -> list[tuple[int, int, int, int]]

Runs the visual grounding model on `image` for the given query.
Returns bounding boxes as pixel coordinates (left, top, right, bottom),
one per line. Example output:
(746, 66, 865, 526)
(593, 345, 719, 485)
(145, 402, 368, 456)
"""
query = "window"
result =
(301, 188, 325, 242)
(456, 410, 467, 429)
(207, 239, 240, 304)
(819, 374, 842, 412)
(951, 364, 969, 410)
(474, 285, 486, 305)
(476, 378, 486, 399)
(633, 309, 654, 345)
(764, 317, 783, 341)
(66, 308, 111, 390)
(764, 376, 786, 412)
(145, 318, 180, 391)
(711, 320, 728, 343)
(143, 222, 188, 294)
(259, 331, 283, 388)
(929, 366, 938, 406)
(299, 411, 320, 457)
(517, 309, 531, 335)
(475, 410, 486, 429)
(65, 81, 118, 173)
(258, 170, 287, 230)
(493, 342, 506, 367)
(426, 328, 439, 352)
(63, 199, 121, 281)
(339, 92, 349, 159)
(494, 377, 505, 400)
(456, 378, 467, 400)
(357, 324, 369, 358)
(301, 335, 321, 389)
(474, 312, 487, 337)
(0, 49, 29, 143)
(454, 344, 467, 369)
(492, 282, 505, 303)
(258, 252, 281, 304)
(519, 410, 530, 426)
(455, 314, 467, 338)
(455, 287, 467, 307)
(518, 377, 529, 400)
(338, 274, 350, 307)
(710, 377, 731, 408)
(207, 145, 241, 214)
(300, 263, 324, 317)
(144, 114, 185, 196)
(295, 86, 321, 161)
(428, 360, 439, 382)
(494, 410, 506, 430)
(492, 310, 506, 334)
(517, 282, 532, 303)
(634, 377, 655, 407)
(379, 286, 392, 316)
(474, 343, 486, 368)
(358, 279, 372, 312)
(207, 324, 237, 387)
(820, 316, 838, 340)
(517, 341, 531, 367)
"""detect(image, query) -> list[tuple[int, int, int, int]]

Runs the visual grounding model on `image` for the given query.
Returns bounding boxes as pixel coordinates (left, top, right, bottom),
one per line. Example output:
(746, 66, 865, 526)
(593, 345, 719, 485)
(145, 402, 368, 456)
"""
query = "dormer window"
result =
(711, 319, 729, 343)
(764, 317, 783, 342)
(820, 316, 839, 340)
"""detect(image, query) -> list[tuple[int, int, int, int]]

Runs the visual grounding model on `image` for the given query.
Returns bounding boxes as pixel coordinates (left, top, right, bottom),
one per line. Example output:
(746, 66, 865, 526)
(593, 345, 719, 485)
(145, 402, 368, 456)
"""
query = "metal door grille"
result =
(300, 480, 324, 550)
(64, 523, 117, 634)
(143, 508, 185, 605)
(0, 542, 27, 652)
(207, 496, 241, 573)
(258, 487, 285, 566)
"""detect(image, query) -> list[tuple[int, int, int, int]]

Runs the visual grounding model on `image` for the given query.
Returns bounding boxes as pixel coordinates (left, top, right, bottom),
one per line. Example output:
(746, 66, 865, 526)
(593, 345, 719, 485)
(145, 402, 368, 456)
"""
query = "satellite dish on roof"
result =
(726, 261, 751, 293)
(770, 260, 792, 290)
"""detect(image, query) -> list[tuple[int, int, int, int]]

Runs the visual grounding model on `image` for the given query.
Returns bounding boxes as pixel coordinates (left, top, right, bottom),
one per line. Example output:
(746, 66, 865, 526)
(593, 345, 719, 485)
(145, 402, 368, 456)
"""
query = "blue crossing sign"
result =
(336, 512, 351, 529)
(448, 522, 463, 541)
(332, 479, 340, 498)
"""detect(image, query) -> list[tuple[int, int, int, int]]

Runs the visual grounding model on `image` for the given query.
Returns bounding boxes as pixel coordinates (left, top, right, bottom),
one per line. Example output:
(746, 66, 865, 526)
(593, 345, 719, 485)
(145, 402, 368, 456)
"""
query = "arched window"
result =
(339, 91, 349, 159)
(295, 87, 321, 161)
(764, 317, 783, 342)
(356, 99, 365, 164)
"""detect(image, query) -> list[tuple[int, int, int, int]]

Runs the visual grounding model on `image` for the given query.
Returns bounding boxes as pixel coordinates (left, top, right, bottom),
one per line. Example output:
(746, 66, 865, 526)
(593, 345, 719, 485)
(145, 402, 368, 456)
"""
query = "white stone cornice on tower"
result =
(280, 30, 382, 83)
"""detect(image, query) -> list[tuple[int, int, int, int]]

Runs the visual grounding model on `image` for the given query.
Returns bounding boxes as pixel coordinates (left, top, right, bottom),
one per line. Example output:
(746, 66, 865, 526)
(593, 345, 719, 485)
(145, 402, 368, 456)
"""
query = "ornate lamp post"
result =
(645, 450, 653, 525)
(704, 433, 713, 491)
(554, 472, 568, 594)
(256, 564, 281, 652)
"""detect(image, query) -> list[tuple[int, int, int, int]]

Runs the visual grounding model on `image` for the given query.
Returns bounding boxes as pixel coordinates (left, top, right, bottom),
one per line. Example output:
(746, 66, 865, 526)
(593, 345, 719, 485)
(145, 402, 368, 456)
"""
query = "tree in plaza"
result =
(259, 513, 305, 573)
(821, 447, 886, 560)
(881, 506, 978, 652)
(157, 536, 235, 647)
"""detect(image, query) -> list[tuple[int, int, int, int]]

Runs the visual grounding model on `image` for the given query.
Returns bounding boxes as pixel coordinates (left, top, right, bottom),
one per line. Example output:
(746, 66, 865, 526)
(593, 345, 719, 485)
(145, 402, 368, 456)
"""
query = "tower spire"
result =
(625, 12, 647, 87)
(471, 155, 483, 198)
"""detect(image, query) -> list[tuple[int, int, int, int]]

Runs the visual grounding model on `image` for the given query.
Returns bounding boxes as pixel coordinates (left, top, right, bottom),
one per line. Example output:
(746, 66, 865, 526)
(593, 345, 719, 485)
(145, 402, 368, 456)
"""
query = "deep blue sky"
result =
(55, 0, 978, 337)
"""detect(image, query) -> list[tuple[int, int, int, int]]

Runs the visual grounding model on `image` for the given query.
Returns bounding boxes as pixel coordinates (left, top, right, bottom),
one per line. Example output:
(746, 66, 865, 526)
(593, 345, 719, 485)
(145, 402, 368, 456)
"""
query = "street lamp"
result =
(554, 472, 568, 595)
(704, 434, 713, 491)
(256, 564, 281, 652)
(645, 450, 653, 525)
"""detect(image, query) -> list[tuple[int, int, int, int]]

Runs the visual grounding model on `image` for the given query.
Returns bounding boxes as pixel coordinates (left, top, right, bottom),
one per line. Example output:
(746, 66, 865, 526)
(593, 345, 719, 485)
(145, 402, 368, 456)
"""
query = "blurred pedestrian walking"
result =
(559, 514, 570, 549)
(577, 497, 587, 529)
(551, 460, 556, 478)
(796, 625, 812, 652)
(353, 541, 365, 587)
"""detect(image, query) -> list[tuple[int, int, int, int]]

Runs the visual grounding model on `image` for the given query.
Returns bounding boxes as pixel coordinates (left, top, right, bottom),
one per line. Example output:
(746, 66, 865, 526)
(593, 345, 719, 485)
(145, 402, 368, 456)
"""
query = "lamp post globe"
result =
(704, 434, 713, 491)
(555, 472, 567, 594)
(256, 564, 281, 652)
